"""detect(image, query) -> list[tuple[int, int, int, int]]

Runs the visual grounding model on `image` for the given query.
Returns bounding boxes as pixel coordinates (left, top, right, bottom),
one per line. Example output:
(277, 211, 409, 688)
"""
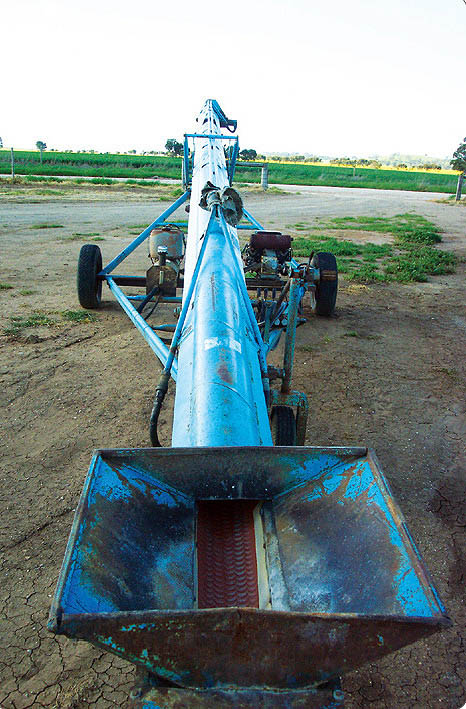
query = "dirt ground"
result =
(0, 184, 465, 708)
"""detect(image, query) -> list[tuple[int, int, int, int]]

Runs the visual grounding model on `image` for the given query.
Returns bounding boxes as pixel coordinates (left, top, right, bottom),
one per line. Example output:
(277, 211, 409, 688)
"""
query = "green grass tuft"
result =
(0, 283, 13, 290)
(4, 311, 55, 336)
(325, 213, 442, 245)
(384, 247, 456, 282)
(61, 310, 98, 323)
(30, 223, 64, 229)
(290, 214, 453, 284)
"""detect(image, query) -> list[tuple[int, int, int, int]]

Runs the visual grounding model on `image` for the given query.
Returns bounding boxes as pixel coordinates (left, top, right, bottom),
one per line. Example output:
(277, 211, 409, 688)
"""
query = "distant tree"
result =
(128, 149, 137, 154)
(36, 140, 47, 163)
(416, 163, 441, 170)
(165, 139, 183, 156)
(451, 138, 466, 174)
(0, 137, 3, 148)
(451, 137, 466, 201)
(239, 148, 257, 161)
(396, 163, 408, 169)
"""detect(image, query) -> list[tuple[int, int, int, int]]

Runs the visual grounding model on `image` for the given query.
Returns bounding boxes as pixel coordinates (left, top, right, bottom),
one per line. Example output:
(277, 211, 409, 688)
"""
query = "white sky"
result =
(2, 0, 465, 158)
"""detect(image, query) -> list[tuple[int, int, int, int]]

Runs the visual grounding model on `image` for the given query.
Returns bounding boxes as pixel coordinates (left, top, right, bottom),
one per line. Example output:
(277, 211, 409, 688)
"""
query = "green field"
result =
(0, 150, 458, 193)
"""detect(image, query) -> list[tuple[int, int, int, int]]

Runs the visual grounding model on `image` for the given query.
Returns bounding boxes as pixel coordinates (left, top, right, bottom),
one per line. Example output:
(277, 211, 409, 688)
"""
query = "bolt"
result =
(333, 689, 344, 701)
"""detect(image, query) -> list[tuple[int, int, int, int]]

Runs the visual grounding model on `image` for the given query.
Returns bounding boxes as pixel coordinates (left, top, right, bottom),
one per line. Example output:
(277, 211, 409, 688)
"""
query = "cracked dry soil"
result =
(0, 188, 465, 708)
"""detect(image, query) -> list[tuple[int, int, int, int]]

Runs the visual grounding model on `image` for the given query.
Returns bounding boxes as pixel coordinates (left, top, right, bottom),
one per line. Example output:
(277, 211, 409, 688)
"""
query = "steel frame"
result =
(95, 120, 309, 409)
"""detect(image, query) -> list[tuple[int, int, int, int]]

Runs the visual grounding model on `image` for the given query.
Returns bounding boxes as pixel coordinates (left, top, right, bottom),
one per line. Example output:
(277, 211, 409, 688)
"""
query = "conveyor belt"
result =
(197, 500, 259, 609)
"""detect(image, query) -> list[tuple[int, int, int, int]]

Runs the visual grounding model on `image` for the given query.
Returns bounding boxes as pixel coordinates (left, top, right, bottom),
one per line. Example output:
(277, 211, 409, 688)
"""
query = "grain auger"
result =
(48, 100, 450, 708)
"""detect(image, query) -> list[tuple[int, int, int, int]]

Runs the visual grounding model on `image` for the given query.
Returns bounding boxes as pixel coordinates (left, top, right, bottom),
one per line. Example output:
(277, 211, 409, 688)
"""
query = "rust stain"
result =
(217, 363, 233, 385)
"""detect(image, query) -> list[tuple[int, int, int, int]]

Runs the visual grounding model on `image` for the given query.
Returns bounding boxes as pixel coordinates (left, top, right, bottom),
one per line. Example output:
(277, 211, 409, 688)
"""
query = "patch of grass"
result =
(384, 246, 456, 282)
(4, 311, 55, 337)
(72, 232, 99, 237)
(1, 148, 459, 193)
(61, 310, 98, 323)
(19, 289, 35, 295)
(292, 235, 362, 257)
(34, 189, 66, 196)
(326, 213, 442, 245)
(343, 331, 360, 338)
(346, 264, 389, 283)
(0, 283, 13, 290)
(291, 214, 454, 284)
(91, 236, 105, 241)
(30, 223, 64, 229)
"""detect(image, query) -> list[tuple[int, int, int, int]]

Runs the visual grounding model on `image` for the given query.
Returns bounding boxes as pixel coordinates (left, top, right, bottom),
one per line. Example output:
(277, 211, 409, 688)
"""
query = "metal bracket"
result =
(268, 388, 309, 446)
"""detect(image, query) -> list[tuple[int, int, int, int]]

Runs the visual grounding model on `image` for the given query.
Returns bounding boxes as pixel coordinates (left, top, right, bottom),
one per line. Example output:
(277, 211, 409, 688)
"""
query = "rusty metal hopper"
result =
(48, 446, 450, 690)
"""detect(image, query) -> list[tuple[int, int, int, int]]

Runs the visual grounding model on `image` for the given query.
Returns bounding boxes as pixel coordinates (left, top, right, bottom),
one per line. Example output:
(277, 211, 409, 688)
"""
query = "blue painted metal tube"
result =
(152, 324, 176, 331)
(126, 295, 182, 303)
(106, 276, 177, 381)
(101, 191, 190, 275)
(242, 207, 264, 230)
(282, 278, 302, 394)
(264, 328, 283, 354)
(162, 209, 216, 376)
(172, 100, 272, 447)
(229, 139, 239, 185)
(183, 137, 189, 188)
(218, 210, 268, 379)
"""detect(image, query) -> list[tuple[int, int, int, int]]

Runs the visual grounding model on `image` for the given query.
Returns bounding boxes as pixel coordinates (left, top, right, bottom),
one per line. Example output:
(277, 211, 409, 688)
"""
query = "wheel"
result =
(271, 406, 296, 446)
(77, 244, 102, 309)
(311, 252, 338, 316)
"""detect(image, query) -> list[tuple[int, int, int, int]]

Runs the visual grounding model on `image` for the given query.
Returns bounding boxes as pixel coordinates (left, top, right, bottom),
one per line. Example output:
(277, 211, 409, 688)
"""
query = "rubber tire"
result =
(271, 406, 297, 446)
(312, 252, 338, 316)
(77, 244, 102, 309)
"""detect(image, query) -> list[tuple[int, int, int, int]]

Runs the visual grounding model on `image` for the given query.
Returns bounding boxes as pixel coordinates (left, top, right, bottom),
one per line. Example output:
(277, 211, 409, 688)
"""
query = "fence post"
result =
(10, 148, 15, 179)
(455, 173, 464, 201)
(261, 164, 268, 191)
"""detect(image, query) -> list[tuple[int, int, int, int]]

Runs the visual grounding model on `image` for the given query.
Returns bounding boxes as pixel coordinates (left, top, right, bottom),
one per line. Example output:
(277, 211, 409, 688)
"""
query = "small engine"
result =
(242, 230, 292, 277)
(147, 225, 185, 296)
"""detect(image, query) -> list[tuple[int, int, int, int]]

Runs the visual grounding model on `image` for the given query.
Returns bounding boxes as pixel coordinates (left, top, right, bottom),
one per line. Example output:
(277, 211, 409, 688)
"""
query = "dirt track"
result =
(1, 185, 465, 708)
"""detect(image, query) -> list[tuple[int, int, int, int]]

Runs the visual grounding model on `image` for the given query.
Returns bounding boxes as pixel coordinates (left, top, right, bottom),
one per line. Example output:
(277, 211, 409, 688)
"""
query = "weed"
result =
(30, 223, 64, 229)
(343, 331, 360, 338)
(325, 213, 442, 245)
(384, 247, 456, 282)
(19, 289, 35, 295)
(4, 311, 55, 336)
(34, 189, 66, 196)
(73, 232, 99, 237)
(291, 214, 454, 284)
(61, 310, 98, 323)
(91, 236, 105, 241)
(0, 283, 13, 290)
(293, 235, 362, 257)
(346, 264, 388, 283)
